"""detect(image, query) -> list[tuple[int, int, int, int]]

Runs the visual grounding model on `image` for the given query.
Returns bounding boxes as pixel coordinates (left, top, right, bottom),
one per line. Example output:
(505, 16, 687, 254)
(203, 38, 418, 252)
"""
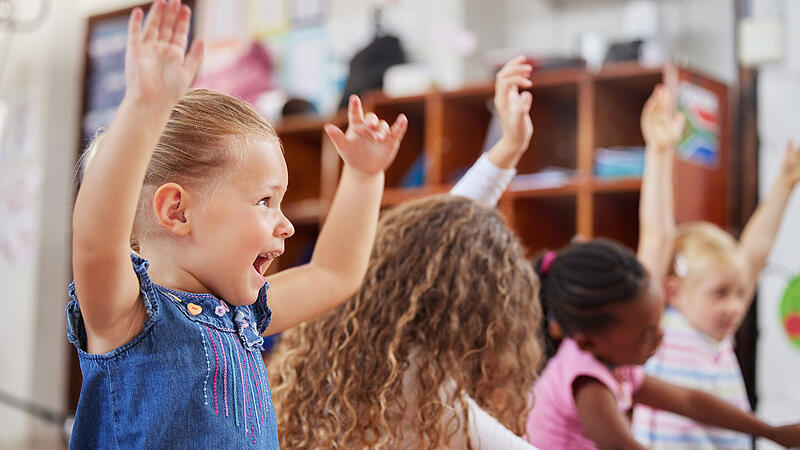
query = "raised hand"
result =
(494, 56, 534, 152)
(641, 84, 685, 152)
(124, 0, 203, 105)
(779, 140, 800, 188)
(324, 95, 408, 176)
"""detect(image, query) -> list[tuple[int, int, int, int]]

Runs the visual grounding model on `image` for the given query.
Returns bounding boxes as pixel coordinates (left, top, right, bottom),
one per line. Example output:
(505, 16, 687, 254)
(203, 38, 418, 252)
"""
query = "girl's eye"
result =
(257, 197, 271, 207)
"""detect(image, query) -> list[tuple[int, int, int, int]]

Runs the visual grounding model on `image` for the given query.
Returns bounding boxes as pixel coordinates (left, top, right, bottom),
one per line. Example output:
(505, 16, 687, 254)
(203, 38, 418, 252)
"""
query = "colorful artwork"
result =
(781, 275, 800, 350)
(677, 82, 720, 168)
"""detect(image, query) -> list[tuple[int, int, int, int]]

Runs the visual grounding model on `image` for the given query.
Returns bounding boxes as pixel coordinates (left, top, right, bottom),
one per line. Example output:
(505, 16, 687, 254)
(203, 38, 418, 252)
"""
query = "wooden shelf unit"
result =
(272, 63, 730, 265)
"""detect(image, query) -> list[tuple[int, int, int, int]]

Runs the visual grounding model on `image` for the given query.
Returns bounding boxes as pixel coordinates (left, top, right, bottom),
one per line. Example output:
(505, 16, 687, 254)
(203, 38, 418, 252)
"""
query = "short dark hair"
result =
(534, 239, 647, 360)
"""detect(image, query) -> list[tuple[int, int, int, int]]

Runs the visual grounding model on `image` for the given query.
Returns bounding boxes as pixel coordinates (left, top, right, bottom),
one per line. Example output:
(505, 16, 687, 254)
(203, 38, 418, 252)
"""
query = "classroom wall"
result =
(497, 0, 736, 83)
(0, 1, 141, 447)
(1, 0, 796, 447)
(754, 0, 800, 447)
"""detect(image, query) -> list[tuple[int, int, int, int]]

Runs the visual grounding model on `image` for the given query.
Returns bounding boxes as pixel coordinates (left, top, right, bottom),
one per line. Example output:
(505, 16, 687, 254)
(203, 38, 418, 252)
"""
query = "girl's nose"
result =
(277, 212, 295, 239)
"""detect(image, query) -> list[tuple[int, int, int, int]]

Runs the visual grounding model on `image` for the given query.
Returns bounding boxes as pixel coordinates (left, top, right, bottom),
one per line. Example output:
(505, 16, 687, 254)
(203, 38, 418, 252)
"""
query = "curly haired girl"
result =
(269, 56, 543, 449)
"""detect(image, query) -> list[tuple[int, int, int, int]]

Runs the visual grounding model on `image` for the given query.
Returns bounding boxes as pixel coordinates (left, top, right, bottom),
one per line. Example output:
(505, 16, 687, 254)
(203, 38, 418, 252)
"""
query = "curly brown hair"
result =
(269, 194, 543, 449)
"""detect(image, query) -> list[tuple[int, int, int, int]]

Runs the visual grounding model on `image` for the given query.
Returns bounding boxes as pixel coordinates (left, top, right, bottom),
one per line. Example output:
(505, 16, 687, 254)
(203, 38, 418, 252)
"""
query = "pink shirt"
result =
(526, 338, 645, 450)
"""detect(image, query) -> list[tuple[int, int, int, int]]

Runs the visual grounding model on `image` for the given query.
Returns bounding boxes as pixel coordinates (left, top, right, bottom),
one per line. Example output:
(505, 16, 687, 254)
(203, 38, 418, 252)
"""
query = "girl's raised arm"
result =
(451, 56, 534, 207)
(72, 0, 202, 354)
(264, 95, 406, 335)
(738, 141, 800, 300)
(637, 85, 684, 281)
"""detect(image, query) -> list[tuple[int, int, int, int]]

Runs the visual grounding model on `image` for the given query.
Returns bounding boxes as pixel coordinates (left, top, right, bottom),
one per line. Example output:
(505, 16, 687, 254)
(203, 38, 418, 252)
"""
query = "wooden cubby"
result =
(273, 62, 730, 263)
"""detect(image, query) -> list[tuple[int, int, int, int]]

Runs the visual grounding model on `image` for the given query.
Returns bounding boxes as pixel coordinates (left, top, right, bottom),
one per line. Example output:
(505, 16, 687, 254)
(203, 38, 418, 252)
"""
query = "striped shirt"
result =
(632, 307, 751, 449)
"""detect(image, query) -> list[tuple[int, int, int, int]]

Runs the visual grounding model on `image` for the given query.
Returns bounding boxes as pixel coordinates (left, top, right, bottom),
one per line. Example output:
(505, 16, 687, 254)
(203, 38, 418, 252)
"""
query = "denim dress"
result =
(66, 254, 279, 449)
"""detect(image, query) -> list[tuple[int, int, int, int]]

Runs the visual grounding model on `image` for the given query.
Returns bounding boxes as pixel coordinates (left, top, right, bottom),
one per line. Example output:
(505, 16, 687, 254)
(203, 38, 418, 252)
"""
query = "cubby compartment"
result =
(511, 193, 577, 256)
(519, 79, 579, 176)
(365, 94, 428, 189)
(592, 190, 640, 251)
(592, 68, 662, 150)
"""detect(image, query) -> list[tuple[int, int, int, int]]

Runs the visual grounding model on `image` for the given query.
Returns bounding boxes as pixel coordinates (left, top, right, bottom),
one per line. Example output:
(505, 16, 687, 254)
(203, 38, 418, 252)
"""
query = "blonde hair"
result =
(270, 194, 543, 449)
(79, 89, 279, 251)
(671, 221, 741, 278)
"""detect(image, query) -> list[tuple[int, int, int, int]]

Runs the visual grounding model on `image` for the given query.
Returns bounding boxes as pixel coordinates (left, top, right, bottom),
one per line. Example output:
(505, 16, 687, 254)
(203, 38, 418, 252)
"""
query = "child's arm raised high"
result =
(738, 141, 800, 300)
(71, 0, 202, 354)
(637, 85, 684, 280)
(451, 56, 533, 206)
(264, 95, 407, 335)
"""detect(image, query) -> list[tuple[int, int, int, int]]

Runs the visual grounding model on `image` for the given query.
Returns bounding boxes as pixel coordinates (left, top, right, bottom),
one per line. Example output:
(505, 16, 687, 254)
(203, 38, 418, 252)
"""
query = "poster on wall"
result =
(677, 82, 720, 168)
(780, 275, 800, 351)
(82, 3, 194, 152)
(0, 168, 42, 268)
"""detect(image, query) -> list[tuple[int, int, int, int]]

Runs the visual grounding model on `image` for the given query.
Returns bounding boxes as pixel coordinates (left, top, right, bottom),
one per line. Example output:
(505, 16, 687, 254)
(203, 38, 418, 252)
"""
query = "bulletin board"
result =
(78, 2, 195, 156)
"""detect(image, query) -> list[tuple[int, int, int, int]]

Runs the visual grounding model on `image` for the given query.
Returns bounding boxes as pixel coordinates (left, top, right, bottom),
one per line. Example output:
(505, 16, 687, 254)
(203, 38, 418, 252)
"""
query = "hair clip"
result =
(674, 253, 689, 277)
(541, 251, 557, 275)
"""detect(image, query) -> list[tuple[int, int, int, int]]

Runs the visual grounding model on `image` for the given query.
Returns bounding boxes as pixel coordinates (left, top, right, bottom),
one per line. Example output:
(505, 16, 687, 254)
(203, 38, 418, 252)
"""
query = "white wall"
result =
(754, 0, 800, 447)
(0, 1, 141, 447)
(497, 0, 736, 83)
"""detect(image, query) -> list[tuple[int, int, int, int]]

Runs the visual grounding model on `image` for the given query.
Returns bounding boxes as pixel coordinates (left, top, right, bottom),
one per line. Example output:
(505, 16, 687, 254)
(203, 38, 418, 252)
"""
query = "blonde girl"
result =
(67, 1, 406, 447)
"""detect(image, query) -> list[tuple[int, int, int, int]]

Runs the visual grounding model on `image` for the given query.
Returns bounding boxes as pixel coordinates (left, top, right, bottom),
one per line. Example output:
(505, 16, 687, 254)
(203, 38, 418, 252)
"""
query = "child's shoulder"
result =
(540, 339, 616, 389)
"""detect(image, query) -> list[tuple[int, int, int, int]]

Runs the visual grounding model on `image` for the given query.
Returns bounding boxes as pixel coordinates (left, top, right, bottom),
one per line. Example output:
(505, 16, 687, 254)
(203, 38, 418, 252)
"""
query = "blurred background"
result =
(1, 0, 799, 448)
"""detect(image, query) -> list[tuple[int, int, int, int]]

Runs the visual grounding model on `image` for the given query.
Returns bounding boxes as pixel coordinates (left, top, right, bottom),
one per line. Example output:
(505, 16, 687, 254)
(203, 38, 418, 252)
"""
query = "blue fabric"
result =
(66, 254, 279, 449)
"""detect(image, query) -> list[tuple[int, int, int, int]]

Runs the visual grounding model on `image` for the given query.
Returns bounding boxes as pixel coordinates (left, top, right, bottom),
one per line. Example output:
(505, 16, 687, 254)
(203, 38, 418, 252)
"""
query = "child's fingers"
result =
(518, 90, 533, 114)
(388, 114, 408, 142)
(365, 112, 380, 130)
(171, 5, 191, 49)
(347, 95, 365, 126)
(142, 0, 165, 42)
(183, 40, 204, 80)
(500, 64, 533, 79)
(324, 123, 347, 150)
(159, 0, 181, 44)
(671, 114, 686, 136)
(127, 7, 144, 43)
(498, 56, 527, 75)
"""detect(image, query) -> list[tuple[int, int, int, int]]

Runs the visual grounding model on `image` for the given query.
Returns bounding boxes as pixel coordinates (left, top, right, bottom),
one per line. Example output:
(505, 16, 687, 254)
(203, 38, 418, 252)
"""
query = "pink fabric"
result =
(526, 338, 645, 450)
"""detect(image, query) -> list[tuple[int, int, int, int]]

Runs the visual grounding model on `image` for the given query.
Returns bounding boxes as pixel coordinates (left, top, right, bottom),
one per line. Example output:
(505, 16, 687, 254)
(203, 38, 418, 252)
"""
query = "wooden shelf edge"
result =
(275, 113, 346, 136)
(589, 176, 642, 193)
(381, 185, 452, 206)
(592, 62, 664, 81)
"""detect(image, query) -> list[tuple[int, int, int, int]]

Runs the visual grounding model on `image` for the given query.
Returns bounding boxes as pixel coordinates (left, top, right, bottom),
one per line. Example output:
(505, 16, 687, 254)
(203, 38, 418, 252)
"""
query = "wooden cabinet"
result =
(272, 62, 729, 268)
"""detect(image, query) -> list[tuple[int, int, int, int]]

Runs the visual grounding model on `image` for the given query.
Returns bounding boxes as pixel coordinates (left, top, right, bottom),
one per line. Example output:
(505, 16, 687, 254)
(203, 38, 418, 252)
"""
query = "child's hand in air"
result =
(778, 140, 800, 188)
(494, 56, 534, 152)
(641, 84, 685, 152)
(124, 0, 203, 106)
(324, 95, 408, 176)
(766, 423, 800, 448)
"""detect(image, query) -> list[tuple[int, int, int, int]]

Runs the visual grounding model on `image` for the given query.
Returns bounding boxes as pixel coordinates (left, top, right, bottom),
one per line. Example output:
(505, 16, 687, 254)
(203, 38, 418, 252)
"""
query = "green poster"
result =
(781, 275, 800, 350)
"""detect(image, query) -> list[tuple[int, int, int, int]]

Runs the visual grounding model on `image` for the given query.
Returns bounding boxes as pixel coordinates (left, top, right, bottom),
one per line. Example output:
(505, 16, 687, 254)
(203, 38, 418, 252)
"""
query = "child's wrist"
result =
(120, 94, 175, 120)
(342, 163, 385, 184)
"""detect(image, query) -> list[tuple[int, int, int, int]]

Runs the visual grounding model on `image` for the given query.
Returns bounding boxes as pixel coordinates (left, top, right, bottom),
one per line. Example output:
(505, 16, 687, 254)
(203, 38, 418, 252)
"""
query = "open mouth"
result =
(253, 251, 283, 278)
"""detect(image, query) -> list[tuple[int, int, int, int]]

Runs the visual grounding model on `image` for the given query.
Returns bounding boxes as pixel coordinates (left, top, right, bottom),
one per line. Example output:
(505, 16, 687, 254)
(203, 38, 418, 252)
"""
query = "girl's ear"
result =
(153, 182, 191, 237)
(664, 275, 681, 305)
(573, 333, 594, 353)
(548, 319, 563, 341)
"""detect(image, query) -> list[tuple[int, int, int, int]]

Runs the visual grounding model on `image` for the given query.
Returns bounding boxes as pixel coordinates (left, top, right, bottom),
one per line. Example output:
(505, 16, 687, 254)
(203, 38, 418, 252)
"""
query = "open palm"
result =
(324, 95, 408, 176)
(124, 0, 203, 104)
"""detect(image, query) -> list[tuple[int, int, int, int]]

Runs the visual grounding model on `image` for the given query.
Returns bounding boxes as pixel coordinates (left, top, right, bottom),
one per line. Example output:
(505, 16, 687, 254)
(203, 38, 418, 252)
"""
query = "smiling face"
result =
(182, 137, 295, 305)
(670, 263, 748, 341)
(579, 276, 665, 366)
